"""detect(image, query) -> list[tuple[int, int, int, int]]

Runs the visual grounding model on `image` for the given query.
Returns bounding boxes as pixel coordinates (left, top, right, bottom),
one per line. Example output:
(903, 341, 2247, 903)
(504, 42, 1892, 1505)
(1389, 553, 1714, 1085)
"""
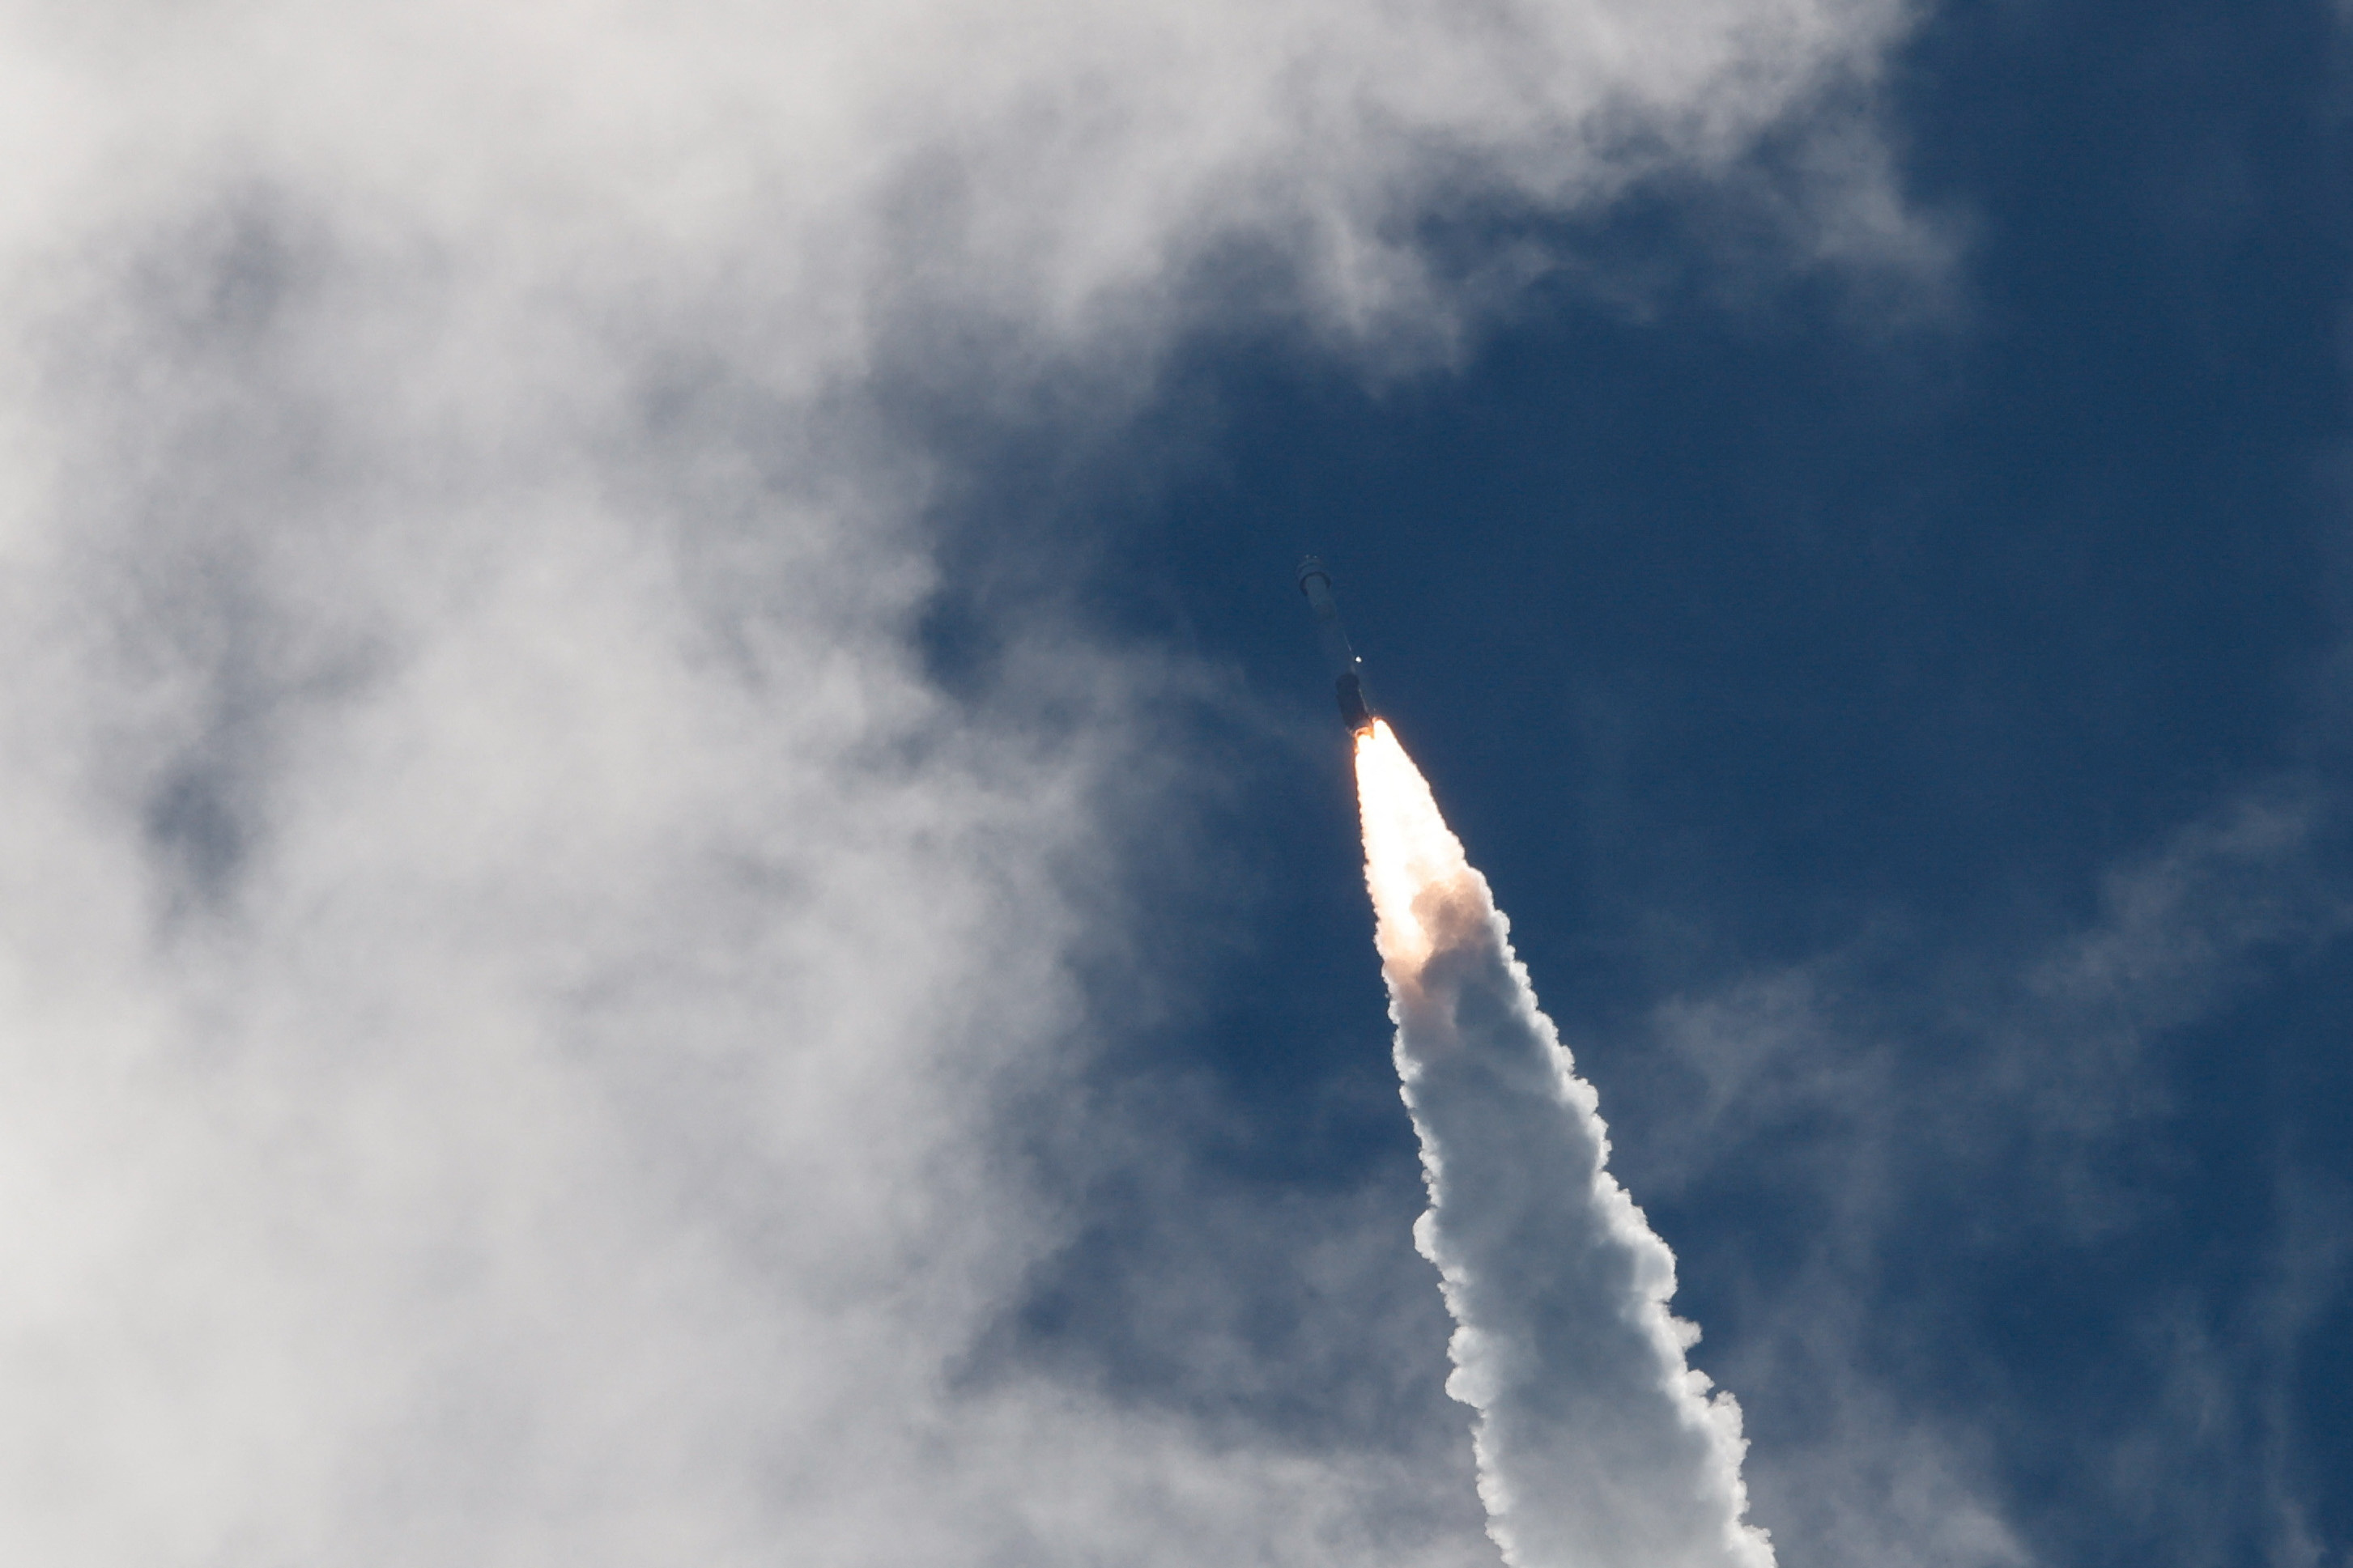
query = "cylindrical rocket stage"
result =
(1297, 556, 1376, 734)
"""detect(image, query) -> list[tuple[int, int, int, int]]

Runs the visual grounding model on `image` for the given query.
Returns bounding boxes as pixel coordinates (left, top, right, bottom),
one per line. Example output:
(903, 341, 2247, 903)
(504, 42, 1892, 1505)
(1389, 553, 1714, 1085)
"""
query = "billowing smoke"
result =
(0, 1, 1915, 1562)
(1357, 720, 1772, 1568)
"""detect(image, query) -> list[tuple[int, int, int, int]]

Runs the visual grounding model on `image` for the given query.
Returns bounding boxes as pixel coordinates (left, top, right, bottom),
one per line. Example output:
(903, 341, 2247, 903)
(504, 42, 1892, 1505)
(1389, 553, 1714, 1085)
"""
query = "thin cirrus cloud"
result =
(0, 1, 1917, 1562)
(1621, 772, 2352, 1568)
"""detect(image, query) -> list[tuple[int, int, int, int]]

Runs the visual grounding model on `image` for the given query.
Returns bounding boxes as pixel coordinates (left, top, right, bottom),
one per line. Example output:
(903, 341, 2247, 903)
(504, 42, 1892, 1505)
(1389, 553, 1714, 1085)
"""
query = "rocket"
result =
(1296, 556, 1376, 735)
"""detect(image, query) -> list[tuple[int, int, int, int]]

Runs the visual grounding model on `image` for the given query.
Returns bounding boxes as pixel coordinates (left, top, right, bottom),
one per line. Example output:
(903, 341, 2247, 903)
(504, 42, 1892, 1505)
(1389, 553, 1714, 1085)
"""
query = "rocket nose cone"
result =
(1296, 555, 1330, 592)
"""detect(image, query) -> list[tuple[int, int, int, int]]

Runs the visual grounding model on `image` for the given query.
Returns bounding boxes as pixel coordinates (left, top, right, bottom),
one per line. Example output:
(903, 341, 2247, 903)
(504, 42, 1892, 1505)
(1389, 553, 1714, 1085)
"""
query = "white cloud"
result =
(0, 0, 1917, 1560)
(1621, 776, 2353, 1568)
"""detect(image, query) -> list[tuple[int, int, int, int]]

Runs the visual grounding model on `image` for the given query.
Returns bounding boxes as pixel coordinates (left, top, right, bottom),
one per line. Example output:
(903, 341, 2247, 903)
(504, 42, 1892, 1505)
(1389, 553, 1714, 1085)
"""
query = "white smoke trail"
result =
(0, 2, 1918, 1560)
(1356, 720, 1772, 1568)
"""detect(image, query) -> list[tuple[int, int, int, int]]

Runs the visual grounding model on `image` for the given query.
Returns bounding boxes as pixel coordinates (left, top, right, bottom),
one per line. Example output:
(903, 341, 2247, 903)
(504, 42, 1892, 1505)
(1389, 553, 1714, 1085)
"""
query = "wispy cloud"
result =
(1623, 776, 2352, 1567)
(0, 1, 1920, 1560)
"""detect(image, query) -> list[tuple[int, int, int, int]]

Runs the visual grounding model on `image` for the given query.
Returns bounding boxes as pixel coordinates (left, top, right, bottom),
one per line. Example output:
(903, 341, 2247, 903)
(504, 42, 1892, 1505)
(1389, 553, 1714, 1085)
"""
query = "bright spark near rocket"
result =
(1352, 717, 1776, 1568)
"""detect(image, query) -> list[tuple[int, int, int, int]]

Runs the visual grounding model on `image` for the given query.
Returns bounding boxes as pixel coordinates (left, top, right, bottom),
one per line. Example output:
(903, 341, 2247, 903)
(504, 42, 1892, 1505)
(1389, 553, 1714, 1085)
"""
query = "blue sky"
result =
(4, 0, 2349, 1563)
(927, 0, 2353, 1559)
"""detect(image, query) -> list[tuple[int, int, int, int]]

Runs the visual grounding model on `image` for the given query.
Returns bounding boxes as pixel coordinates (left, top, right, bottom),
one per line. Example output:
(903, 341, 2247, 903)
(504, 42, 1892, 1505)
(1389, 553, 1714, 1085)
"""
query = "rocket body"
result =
(1296, 557, 1376, 734)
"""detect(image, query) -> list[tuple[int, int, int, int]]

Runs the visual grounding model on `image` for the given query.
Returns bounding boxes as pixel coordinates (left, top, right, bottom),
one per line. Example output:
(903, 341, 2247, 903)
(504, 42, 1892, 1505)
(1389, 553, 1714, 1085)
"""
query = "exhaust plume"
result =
(1355, 720, 1773, 1568)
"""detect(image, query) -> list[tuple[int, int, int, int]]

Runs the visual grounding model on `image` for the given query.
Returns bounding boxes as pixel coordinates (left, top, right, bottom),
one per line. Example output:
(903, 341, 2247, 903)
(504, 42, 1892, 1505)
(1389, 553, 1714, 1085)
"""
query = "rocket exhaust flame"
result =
(1355, 721, 1472, 973)
(1354, 720, 1775, 1568)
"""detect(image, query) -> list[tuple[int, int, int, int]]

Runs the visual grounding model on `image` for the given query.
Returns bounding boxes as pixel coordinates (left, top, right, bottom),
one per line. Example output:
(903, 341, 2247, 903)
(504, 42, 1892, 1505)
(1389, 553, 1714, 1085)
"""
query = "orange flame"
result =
(1353, 720, 1480, 976)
